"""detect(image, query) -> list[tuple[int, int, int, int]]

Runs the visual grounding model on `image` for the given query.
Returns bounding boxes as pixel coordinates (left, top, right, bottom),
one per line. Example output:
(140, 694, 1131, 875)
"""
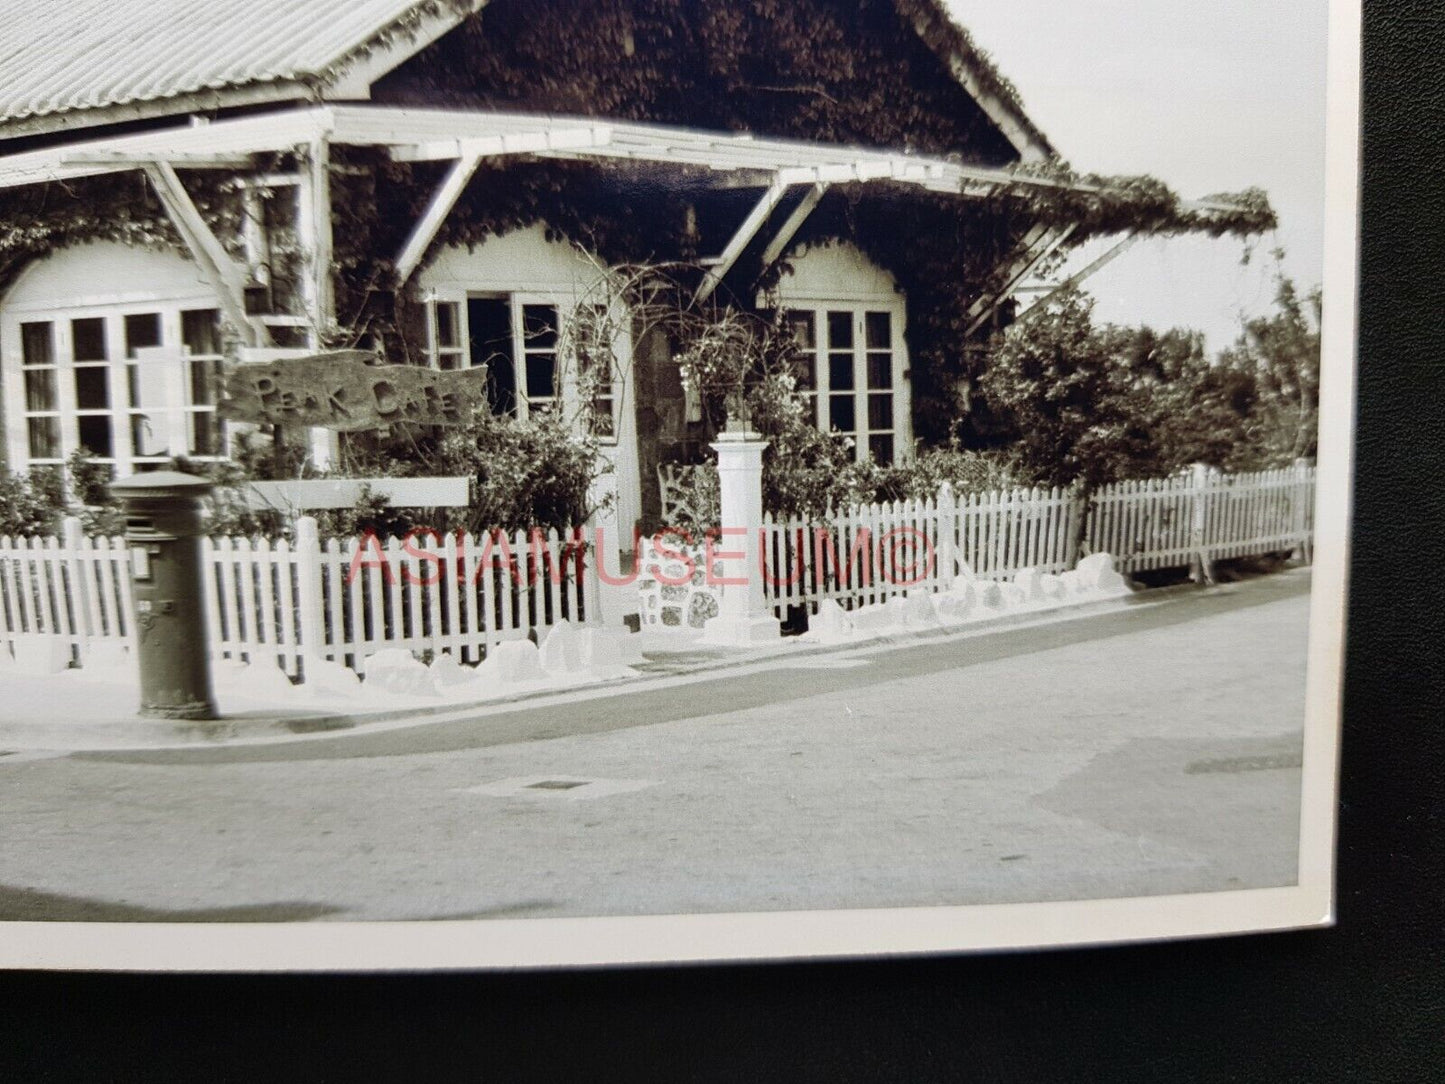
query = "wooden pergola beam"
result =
(760, 182, 828, 269)
(694, 176, 791, 304)
(965, 223, 1077, 337)
(395, 127, 611, 163)
(1013, 234, 1142, 326)
(141, 161, 260, 346)
(62, 150, 254, 169)
(393, 150, 486, 284)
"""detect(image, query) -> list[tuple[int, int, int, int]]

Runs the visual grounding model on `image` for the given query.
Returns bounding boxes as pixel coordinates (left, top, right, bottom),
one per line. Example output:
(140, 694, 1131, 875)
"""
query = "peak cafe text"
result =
(221, 351, 488, 431)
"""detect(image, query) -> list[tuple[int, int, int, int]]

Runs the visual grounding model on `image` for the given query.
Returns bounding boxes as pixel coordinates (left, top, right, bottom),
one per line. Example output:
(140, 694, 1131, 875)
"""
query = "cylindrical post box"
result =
(109, 470, 218, 720)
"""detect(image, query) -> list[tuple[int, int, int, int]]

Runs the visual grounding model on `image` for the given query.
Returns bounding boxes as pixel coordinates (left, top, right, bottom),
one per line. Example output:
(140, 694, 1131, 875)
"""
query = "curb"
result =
(0, 575, 1298, 754)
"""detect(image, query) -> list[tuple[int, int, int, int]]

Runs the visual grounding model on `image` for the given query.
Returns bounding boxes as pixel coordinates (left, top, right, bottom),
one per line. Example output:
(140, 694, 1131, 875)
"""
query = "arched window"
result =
(772, 243, 911, 464)
(1, 243, 229, 475)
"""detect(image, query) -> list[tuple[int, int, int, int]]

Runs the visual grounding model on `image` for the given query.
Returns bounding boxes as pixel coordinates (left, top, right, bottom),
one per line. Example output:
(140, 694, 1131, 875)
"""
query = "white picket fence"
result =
(0, 519, 136, 664)
(0, 517, 600, 676)
(1085, 465, 1315, 573)
(762, 464, 1315, 616)
(0, 464, 1314, 668)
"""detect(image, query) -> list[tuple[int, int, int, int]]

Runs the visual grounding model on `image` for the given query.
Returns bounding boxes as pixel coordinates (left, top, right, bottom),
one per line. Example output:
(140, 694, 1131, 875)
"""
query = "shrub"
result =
(874, 444, 1017, 502)
(0, 468, 63, 536)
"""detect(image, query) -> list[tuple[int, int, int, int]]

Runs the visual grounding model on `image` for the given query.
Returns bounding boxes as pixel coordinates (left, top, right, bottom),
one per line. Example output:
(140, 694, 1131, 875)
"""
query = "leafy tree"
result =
(979, 274, 1321, 489)
(978, 289, 1157, 488)
(1215, 272, 1321, 467)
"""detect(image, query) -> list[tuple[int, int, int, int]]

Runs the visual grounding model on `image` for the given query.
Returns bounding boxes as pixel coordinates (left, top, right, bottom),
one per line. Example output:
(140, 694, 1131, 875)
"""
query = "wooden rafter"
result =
(393, 149, 486, 284)
(760, 182, 828, 269)
(141, 161, 260, 346)
(1012, 234, 1142, 326)
(61, 150, 253, 169)
(965, 223, 1077, 337)
(398, 127, 611, 163)
(694, 176, 791, 304)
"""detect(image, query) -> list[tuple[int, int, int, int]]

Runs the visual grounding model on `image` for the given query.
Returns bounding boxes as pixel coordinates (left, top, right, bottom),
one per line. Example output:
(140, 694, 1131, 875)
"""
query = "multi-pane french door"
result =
(786, 303, 909, 464)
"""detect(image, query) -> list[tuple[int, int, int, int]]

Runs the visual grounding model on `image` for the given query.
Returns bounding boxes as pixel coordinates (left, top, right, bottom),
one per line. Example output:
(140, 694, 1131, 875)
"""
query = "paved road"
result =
(0, 572, 1311, 922)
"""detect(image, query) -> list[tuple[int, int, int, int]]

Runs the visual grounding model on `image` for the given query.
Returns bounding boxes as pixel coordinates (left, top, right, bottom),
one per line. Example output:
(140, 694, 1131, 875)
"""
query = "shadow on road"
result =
(0, 883, 343, 923)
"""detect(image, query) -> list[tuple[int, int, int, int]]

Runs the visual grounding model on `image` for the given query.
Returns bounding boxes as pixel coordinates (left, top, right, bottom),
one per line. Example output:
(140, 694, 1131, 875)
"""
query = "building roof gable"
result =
(0, 0, 483, 133)
(0, 0, 1051, 160)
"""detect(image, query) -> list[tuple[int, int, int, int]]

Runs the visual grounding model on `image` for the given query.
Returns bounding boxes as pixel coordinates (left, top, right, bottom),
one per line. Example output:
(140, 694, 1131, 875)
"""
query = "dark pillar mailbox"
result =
(109, 470, 218, 720)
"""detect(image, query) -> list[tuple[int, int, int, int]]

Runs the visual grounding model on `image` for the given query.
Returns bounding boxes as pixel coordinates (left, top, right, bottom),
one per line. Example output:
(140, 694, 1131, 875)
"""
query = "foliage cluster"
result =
(978, 272, 1320, 490)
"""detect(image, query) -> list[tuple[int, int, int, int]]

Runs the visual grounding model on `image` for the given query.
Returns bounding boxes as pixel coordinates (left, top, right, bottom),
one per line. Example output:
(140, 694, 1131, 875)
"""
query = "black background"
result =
(2, 4, 1441, 1079)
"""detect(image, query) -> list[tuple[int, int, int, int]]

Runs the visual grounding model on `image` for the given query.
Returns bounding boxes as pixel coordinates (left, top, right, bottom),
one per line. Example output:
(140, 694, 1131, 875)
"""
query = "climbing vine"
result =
(0, 0, 1277, 452)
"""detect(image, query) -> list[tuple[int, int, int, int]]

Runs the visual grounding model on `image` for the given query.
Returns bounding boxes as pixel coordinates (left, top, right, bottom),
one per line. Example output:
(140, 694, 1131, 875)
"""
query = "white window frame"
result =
(784, 299, 910, 464)
(2, 302, 229, 476)
(424, 290, 624, 444)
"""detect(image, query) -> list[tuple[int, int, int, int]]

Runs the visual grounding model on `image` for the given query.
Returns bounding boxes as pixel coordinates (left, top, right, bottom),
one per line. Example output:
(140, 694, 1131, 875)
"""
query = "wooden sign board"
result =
(221, 351, 487, 431)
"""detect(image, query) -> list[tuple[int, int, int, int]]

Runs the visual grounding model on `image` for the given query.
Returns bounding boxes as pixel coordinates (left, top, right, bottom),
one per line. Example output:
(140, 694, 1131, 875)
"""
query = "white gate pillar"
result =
(701, 429, 781, 646)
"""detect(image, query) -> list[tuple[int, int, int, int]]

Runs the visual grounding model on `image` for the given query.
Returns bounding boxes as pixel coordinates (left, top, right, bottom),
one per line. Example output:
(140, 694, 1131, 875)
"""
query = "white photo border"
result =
(0, 0, 1359, 972)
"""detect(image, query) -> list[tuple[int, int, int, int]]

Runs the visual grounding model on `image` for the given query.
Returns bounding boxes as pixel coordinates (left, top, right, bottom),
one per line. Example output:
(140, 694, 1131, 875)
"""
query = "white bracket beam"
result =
(1013, 234, 1142, 326)
(759, 182, 828, 269)
(394, 127, 611, 164)
(694, 176, 791, 305)
(393, 150, 486, 285)
(141, 161, 260, 346)
(965, 223, 1078, 337)
(62, 150, 254, 169)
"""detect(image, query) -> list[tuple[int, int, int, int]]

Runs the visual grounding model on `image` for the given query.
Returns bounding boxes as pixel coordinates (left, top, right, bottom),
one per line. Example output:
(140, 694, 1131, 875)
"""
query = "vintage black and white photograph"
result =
(0, 0, 1355, 969)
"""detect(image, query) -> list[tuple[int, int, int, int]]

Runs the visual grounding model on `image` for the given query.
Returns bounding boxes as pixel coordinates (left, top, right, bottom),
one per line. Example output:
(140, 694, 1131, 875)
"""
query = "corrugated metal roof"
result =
(0, 0, 456, 125)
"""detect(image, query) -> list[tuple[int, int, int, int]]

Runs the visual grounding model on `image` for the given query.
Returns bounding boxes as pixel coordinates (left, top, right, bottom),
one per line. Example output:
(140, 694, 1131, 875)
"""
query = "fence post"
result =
(700, 426, 781, 646)
(1189, 463, 1214, 584)
(62, 516, 92, 663)
(1292, 457, 1314, 564)
(1066, 484, 1087, 571)
(294, 516, 325, 673)
(936, 482, 957, 591)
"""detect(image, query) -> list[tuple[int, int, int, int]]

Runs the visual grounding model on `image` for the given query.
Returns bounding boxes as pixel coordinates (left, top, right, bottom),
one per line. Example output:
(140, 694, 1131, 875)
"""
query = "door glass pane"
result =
(24, 369, 56, 411)
(525, 354, 557, 400)
(181, 310, 221, 356)
(124, 313, 161, 358)
(132, 415, 168, 458)
(829, 394, 856, 433)
(21, 322, 53, 365)
(866, 354, 892, 390)
(828, 353, 854, 391)
(78, 415, 113, 457)
(865, 311, 892, 349)
(75, 365, 110, 410)
(72, 317, 107, 361)
(191, 412, 222, 456)
(827, 311, 853, 349)
(468, 298, 515, 414)
(522, 305, 558, 349)
(868, 393, 893, 430)
(27, 417, 59, 459)
(190, 359, 220, 406)
(434, 301, 460, 350)
(869, 434, 894, 463)
(788, 311, 816, 350)
(796, 354, 816, 391)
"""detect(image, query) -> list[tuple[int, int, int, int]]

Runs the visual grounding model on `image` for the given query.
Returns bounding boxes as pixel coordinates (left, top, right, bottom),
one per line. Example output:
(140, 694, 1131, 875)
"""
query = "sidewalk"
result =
(0, 575, 1293, 752)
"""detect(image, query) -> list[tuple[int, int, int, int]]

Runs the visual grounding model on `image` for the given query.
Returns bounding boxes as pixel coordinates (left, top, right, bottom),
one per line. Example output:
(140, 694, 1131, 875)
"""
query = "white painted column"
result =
(701, 430, 781, 646)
